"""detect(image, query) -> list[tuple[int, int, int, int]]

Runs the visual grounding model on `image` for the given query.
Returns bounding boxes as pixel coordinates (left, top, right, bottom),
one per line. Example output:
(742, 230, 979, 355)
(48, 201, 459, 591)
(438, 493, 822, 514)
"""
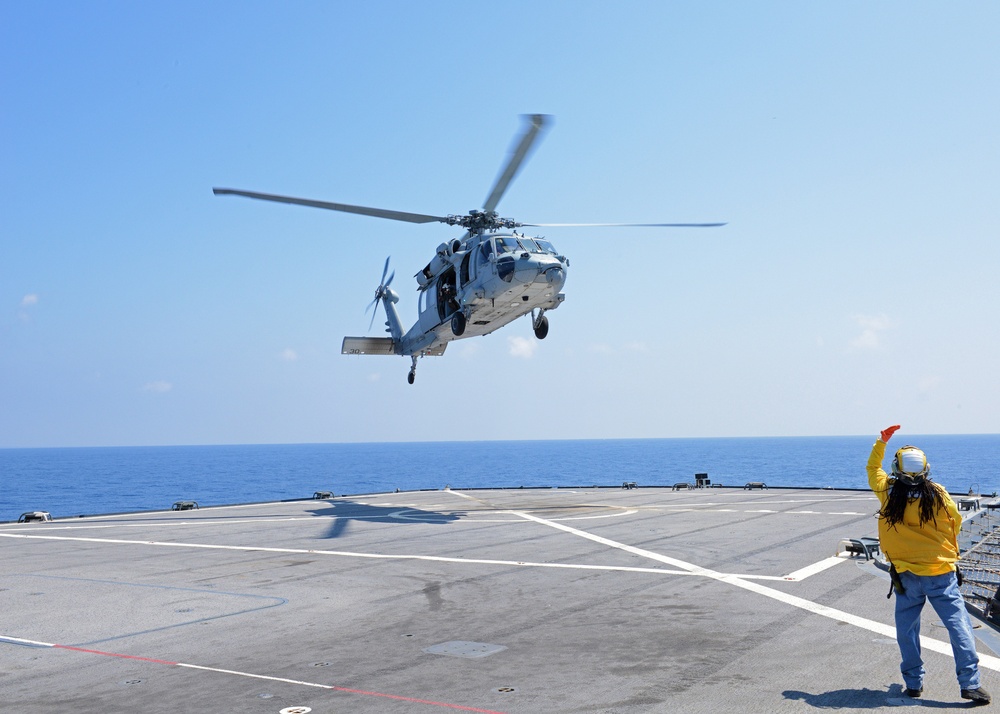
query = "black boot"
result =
(961, 687, 991, 705)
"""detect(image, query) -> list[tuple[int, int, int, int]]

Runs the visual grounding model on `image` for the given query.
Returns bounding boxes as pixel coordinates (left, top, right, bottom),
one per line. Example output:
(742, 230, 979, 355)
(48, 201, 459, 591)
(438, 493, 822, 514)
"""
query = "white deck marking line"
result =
(657, 506, 872, 515)
(783, 556, 848, 581)
(0, 635, 53, 647)
(0, 532, 791, 582)
(445, 492, 1000, 672)
(0, 532, 692, 577)
(174, 662, 345, 689)
(658, 497, 877, 508)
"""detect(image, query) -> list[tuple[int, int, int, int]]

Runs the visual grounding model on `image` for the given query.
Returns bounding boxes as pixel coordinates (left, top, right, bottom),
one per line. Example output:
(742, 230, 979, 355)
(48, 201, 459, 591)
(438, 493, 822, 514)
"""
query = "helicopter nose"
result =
(514, 257, 542, 285)
(535, 265, 566, 290)
(509, 254, 566, 289)
(543, 266, 565, 288)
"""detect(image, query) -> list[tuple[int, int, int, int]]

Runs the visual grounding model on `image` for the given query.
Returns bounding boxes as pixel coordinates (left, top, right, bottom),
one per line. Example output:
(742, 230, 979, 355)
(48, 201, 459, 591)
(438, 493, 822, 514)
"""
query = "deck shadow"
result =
(783, 684, 967, 708)
(308, 500, 461, 539)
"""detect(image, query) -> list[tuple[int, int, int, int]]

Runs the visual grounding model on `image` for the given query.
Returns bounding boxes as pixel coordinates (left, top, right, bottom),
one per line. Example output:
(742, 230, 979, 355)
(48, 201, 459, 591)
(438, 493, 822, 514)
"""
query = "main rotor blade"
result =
(213, 188, 449, 225)
(482, 114, 550, 214)
(519, 222, 727, 228)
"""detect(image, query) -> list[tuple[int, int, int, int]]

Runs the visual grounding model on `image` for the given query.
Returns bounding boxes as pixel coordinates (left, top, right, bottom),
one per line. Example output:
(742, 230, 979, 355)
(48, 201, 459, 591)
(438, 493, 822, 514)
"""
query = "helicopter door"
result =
(436, 268, 459, 321)
(417, 287, 439, 333)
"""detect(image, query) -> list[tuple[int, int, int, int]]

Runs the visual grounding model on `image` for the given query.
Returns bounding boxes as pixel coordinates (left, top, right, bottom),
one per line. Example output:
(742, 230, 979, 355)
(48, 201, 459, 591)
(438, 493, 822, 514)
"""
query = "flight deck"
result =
(3, 487, 999, 713)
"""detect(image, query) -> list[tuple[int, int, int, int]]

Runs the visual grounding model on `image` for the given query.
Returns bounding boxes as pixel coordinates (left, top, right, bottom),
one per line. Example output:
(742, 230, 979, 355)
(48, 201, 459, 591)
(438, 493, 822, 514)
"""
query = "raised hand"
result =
(880, 425, 901, 443)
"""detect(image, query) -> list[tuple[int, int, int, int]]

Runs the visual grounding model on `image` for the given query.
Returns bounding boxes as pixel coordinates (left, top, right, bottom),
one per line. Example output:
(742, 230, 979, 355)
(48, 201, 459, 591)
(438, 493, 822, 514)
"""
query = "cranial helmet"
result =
(891, 445, 930, 485)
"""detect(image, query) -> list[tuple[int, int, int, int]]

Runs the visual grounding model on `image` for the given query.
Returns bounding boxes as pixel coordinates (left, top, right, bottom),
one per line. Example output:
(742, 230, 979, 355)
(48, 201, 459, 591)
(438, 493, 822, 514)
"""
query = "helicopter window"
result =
(534, 239, 557, 254)
(496, 255, 515, 282)
(480, 240, 494, 263)
(519, 237, 540, 252)
(460, 251, 472, 285)
(496, 236, 521, 253)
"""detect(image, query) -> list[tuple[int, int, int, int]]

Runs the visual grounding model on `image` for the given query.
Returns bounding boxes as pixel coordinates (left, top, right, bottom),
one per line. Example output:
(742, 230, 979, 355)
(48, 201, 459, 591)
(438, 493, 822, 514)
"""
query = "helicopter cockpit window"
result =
(480, 239, 494, 263)
(534, 239, 557, 254)
(519, 237, 540, 252)
(496, 236, 521, 254)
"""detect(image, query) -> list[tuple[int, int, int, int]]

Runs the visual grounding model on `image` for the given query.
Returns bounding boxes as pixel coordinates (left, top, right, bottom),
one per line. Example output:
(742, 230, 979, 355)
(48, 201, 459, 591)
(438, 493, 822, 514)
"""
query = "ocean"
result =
(1, 435, 998, 523)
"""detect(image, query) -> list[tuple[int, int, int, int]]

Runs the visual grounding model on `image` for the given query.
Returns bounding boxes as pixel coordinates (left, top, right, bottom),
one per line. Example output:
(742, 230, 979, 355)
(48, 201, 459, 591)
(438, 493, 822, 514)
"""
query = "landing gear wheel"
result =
(407, 370, 415, 385)
(533, 314, 549, 340)
(451, 312, 467, 337)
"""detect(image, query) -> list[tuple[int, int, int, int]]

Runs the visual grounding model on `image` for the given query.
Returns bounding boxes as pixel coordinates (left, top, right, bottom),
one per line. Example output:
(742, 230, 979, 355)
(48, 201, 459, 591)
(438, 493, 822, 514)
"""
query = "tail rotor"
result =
(366, 256, 395, 332)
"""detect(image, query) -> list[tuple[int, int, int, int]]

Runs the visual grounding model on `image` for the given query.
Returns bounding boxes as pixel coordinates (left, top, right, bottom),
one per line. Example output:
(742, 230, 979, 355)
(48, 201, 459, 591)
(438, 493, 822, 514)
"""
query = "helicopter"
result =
(214, 115, 724, 384)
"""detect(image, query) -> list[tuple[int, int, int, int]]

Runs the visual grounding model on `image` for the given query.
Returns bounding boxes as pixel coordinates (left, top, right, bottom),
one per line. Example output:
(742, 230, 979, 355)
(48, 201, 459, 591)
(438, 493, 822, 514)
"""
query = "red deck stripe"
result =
(38, 641, 504, 713)
(53, 645, 179, 665)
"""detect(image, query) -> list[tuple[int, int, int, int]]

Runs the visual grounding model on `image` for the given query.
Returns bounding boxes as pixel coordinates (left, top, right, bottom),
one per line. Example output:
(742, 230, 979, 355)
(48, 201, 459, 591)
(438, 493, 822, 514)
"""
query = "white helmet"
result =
(891, 445, 930, 485)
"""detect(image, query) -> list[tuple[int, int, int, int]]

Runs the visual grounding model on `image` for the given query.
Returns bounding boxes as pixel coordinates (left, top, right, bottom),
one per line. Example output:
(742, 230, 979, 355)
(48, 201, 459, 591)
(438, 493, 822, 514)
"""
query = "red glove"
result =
(880, 425, 901, 443)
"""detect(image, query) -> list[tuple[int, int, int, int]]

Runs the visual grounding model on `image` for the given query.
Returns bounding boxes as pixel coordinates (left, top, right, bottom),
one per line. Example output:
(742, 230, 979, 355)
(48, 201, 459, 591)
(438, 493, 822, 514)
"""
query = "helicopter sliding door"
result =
(417, 286, 440, 334)
(436, 268, 459, 321)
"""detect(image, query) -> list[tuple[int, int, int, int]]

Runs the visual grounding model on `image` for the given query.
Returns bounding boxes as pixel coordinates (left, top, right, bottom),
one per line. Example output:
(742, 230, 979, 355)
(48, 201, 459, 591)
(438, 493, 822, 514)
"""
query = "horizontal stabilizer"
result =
(341, 337, 448, 357)
(342, 337, 397, 356)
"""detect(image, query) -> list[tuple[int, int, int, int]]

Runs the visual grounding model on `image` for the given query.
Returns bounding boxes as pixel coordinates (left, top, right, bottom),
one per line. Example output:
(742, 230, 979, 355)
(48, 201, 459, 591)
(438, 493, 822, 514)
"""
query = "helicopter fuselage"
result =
(414, 232, 566, 341)
(369, 232, 567, 361)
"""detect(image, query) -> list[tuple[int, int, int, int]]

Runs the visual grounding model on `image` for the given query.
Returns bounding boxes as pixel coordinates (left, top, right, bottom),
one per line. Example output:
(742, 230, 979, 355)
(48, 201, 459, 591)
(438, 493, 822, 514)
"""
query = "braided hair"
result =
(878, 478, 947, 529)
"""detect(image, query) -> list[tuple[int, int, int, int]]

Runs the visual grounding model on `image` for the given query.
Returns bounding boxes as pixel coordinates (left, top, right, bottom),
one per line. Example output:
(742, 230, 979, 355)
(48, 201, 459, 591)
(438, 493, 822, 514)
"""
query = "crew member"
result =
(868, 424, 990, 705)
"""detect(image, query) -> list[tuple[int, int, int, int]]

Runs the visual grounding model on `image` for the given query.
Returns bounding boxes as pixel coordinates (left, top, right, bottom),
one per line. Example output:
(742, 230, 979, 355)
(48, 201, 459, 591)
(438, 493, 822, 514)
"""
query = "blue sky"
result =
(2, 2, 998, 447)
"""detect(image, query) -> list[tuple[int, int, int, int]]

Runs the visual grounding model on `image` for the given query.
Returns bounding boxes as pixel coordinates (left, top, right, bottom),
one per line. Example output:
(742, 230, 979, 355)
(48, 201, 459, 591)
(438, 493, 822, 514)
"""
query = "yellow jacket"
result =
(867, 439, 961, 576)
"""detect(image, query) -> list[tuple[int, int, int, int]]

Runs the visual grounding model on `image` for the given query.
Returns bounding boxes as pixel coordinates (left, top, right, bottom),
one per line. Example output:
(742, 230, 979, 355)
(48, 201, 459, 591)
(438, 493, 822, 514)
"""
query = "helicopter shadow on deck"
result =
(307, 499, 462, 539)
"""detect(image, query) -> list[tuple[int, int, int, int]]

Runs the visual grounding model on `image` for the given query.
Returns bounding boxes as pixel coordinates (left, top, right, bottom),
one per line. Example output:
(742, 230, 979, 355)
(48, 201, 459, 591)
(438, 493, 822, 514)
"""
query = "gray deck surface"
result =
(2, 487, 997, 713)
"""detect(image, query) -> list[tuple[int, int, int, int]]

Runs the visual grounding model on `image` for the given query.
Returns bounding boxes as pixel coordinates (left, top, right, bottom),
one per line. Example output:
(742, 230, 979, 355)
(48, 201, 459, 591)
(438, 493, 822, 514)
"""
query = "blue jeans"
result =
(895, 569, 981, 690)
